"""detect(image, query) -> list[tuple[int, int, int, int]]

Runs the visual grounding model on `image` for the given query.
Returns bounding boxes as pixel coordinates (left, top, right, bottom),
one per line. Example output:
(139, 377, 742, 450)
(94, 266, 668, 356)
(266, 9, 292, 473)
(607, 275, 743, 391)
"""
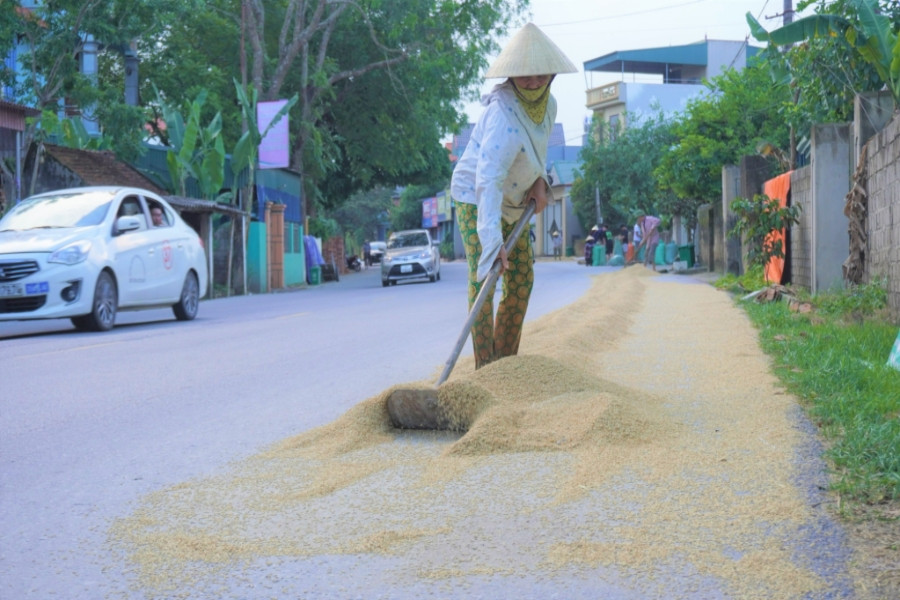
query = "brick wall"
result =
(320, 236, 347, 275)
(864, 112, 900, 319)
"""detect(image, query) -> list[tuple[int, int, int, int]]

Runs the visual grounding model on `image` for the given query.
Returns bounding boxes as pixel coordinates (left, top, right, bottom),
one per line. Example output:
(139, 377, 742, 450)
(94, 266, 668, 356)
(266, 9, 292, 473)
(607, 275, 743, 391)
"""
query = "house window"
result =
(609, 114, 620, 141)
(284, 222, 302, 254)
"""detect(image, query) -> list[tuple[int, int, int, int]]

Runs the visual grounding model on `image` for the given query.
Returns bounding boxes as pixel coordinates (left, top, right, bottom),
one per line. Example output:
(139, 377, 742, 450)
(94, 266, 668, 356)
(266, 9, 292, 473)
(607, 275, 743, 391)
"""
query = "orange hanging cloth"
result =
(763, 171, 792, 284)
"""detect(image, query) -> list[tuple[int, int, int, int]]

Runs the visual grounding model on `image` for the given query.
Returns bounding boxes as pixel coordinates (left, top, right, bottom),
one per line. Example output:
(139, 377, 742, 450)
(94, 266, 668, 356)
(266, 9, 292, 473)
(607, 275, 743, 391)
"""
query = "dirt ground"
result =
(111, 265, 897, 599)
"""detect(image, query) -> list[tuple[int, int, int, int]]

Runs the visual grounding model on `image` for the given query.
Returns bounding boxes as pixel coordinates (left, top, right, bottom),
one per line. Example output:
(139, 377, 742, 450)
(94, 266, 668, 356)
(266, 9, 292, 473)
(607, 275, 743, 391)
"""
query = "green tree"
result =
(0, 2, 19, 90)
(234, 0, 525, 217)
(7, 0, 526, 219)
(134, 0, 239, 145)
(655, 64, 791, 210)
(571, 110, 678, 232)
(746, 0, 899, 166)
(748, 0, 900, 107)
(331, 186, 394, 248)
(10, 0, 195, 159)
(391, 184, 444, 232)
(730, 193, 801, 283)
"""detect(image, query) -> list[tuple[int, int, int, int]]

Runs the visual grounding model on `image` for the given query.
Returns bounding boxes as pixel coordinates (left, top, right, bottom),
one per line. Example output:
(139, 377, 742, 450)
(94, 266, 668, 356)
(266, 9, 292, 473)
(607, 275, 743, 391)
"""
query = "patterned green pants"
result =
(456, 202, 534, 369)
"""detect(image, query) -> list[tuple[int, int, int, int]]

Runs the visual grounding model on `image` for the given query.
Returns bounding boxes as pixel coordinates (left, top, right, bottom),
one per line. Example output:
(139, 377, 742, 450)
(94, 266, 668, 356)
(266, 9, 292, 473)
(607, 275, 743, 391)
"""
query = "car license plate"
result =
(0, 281, 49, 297)
(400, 265, 412, 273)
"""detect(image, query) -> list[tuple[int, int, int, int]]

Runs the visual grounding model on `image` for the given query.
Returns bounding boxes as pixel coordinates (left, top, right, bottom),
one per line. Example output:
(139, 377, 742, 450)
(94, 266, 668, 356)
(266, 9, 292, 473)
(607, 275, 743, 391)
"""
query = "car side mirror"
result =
(115, 215, 142, 235)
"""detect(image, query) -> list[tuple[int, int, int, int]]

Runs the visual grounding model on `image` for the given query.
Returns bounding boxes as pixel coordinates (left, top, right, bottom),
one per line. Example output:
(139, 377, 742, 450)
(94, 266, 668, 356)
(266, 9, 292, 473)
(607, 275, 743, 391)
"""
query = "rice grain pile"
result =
(110, 266, 848, 598)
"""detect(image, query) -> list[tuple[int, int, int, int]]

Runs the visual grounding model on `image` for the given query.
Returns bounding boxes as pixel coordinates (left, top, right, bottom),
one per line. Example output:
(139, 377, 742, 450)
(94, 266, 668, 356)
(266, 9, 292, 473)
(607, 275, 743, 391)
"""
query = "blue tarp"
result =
(304, 235, 325, 284)
(303, 235, 325, 266)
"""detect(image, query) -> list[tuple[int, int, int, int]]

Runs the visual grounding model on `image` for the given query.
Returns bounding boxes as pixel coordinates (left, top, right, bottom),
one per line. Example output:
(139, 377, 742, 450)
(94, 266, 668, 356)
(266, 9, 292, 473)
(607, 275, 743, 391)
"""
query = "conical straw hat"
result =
(485, 23, 577, 79)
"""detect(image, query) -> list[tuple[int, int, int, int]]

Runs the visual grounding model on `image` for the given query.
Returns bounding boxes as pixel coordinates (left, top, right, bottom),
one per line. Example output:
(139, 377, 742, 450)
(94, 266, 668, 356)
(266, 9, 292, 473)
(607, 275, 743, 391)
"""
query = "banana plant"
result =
(747, 0, 900, 106)
(154, 85, 226, 200)
(231, 79, 299, 212)
(35, 110, 109, 151)
(194, 111, 225, 201)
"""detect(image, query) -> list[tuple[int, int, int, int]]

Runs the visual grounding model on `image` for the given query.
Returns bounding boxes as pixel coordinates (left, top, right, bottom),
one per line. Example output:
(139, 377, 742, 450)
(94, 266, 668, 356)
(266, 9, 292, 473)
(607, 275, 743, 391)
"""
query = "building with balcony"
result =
(584, 40, 762, 134)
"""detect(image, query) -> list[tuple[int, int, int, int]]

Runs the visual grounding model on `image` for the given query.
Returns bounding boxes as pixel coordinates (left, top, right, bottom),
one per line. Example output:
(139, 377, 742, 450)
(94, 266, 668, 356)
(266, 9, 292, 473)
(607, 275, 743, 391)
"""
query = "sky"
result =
(463, 0, 816, 146)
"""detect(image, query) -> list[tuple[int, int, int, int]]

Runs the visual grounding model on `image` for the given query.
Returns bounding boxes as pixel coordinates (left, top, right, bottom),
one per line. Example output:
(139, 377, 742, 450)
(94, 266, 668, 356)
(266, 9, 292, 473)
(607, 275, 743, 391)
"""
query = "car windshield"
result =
(388, 233, 429, 249)
(0, 191, 114, 231)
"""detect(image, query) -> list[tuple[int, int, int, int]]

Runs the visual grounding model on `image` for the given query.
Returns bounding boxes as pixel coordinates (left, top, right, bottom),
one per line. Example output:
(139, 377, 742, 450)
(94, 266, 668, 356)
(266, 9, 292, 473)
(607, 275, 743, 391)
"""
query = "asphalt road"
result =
(0, 258, 597, 599)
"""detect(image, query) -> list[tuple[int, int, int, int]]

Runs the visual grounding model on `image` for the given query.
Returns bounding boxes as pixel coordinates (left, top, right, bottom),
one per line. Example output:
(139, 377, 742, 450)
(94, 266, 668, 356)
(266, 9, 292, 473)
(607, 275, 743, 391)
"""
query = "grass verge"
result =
(717, 270, 899, 511)
(716, 269, 899, 595)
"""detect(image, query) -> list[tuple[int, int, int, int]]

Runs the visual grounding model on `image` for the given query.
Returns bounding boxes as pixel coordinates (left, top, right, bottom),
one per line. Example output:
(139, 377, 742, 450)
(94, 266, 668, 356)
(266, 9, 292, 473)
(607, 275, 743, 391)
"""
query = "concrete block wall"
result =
(722, 165, 741, 275)
(790, 166, 813, 290)
(710, 99, 897, 321)
(757, 124, 851, 295)
(810, 123, 852, 293)
(696, 202, 725, 272)
(864, 112, 900, 319)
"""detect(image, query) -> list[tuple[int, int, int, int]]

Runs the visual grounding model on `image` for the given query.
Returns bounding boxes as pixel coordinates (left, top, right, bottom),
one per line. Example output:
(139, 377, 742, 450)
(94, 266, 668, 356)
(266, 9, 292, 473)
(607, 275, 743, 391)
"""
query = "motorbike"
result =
(346, 255, 362, 272)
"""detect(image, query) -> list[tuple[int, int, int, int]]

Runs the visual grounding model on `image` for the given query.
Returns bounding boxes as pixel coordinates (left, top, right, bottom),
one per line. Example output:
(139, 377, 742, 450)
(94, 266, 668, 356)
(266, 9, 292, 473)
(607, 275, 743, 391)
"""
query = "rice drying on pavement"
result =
(110, 266, 849, 598)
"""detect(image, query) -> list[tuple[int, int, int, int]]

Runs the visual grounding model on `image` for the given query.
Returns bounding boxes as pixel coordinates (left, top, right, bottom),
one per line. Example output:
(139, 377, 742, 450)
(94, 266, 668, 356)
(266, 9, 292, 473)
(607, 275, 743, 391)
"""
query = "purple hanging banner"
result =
(422, 197, 438, 228)
(257, 100, 289, 169)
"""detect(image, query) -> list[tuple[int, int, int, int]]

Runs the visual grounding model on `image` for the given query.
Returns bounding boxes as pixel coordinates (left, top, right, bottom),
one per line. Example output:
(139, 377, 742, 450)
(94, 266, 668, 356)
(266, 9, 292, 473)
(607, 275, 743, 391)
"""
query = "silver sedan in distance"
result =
(0, 186, 208, 331)
(381, 229, 440, 286)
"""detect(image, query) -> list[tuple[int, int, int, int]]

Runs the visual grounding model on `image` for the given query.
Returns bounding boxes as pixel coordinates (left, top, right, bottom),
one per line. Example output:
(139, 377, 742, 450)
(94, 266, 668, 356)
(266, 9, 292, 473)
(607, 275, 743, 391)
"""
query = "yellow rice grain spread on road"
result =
(109, 266, 837, 598)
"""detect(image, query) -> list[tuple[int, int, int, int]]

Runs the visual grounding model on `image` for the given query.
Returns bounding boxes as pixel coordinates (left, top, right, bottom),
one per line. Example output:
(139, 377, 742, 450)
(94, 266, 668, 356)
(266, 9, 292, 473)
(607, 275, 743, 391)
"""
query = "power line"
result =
(539, 0, 705, 28)
(728, 0, 771, 69)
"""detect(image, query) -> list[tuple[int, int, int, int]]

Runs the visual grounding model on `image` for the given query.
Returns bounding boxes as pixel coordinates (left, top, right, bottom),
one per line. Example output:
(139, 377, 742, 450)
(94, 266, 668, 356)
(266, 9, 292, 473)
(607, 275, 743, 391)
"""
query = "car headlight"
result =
(49, 240, 92, 265)
(383, 256, 392, 264)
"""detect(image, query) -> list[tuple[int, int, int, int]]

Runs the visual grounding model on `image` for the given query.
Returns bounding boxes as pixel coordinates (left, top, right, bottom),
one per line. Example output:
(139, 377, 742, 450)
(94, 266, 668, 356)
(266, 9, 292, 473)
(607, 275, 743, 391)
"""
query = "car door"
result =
(140, 197, 185, 302)
(109, 195, 155, 305)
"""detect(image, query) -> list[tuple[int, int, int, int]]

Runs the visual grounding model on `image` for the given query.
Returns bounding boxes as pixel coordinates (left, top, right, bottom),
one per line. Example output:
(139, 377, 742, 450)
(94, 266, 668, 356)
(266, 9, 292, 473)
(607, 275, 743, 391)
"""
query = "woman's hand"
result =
(497, 245, 509, 274)
(528, 178, 549, 214)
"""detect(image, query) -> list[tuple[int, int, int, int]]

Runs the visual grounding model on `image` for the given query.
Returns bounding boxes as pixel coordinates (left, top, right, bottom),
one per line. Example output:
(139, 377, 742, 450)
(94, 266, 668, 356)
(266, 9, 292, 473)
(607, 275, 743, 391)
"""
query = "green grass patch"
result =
(740, 279, 900, 512)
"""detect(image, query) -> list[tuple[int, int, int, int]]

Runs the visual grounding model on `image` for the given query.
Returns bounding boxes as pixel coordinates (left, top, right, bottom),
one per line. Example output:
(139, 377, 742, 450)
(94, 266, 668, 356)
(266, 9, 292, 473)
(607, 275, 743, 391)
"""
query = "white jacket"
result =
(451, 82, 555, 281)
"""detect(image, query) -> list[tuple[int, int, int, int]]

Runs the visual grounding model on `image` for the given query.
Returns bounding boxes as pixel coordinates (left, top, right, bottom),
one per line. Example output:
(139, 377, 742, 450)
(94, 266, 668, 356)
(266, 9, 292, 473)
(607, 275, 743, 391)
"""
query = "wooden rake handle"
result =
(435, 200, 537, 387)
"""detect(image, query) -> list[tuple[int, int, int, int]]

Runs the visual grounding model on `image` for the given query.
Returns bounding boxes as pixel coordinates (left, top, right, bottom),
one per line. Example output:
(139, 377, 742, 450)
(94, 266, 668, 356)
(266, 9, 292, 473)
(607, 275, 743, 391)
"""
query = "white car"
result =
(368, 241, 386, 264)
(0, 186, 208, 331)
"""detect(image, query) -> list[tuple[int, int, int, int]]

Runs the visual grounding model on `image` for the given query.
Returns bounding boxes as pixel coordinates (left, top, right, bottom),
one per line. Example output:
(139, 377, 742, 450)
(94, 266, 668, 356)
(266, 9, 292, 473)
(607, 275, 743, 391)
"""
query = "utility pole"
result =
(784, 0, 796, 169)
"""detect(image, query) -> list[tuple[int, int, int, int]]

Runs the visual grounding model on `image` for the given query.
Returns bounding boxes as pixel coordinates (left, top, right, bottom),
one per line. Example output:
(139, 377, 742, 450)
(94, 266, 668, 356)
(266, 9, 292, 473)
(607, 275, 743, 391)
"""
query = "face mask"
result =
(512, 82, 550, 125)
(516, 84, 548, 102)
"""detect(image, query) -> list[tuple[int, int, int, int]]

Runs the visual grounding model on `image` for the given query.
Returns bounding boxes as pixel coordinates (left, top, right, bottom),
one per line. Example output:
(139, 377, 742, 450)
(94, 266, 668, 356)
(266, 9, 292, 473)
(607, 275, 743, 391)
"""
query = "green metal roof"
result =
(550, 160, 582, 186)
(584, 41, 762, 76)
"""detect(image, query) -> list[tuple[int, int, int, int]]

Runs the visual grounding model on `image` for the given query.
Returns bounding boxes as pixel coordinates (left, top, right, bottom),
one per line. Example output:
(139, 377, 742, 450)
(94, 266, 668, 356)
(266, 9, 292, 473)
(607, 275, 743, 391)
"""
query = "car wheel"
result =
(72, 270, 117, 331)
(429, 274, 436, 283)
(172, 271, 200, 321)
(437, 270, 441, 281)
(382, 279, 389, 287)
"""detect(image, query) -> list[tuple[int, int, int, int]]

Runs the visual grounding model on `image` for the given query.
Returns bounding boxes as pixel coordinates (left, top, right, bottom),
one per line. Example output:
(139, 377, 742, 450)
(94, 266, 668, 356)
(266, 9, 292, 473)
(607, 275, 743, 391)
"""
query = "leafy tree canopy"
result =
(138, 0, 526, 216)
(391, 182, 446, 232)
(571, 110, 677, 232)
(4, 0, 526, 221)
(655, 64, 791, 207)
(331, 185, 393, 248)
(7, 0, 197, 158)
(0, 2, 18, 89)
(748, 0, 899, 147)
